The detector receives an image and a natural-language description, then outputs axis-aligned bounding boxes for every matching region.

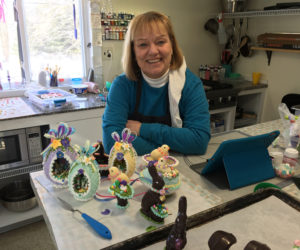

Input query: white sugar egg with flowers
[68,141,100,201]
[108,128,137,178]
[42,123,77,188]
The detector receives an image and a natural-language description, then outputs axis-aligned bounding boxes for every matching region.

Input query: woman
[102,11,210,155]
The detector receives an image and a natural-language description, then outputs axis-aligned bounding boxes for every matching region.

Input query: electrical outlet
[103,47,113,61]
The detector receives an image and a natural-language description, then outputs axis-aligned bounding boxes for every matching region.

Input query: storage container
[27,89,76,110]
[283,147,299,167]
[71,84,88,95]
[221,0,247,13]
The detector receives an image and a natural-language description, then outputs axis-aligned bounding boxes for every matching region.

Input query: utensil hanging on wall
[217,13,227,45]
[204,18,219,35]
[73,0,77,39]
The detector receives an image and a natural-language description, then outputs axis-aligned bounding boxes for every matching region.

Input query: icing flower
[61,138,70,147]
[56,151,64,158]
[78,169,84,175]
[115,142,122,151]
[122,143,130,151]
[52,139,62,149]
[116,152,124,160]
[294,240,300,248]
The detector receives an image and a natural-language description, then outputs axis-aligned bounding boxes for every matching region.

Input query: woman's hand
[126,120,142,136]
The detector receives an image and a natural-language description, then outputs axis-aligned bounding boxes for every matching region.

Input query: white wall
[101,0,221,83]
[100,0,300,123]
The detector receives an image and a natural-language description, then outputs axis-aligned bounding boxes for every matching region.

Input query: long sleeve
[102,75,134,154]
[102,70,210,155]
[139,70,210,155]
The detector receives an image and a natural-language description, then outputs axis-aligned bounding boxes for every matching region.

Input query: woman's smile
[133,24,173,79]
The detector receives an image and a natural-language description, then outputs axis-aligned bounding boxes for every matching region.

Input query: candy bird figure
[108,166,130,184]
[150,144,170,161]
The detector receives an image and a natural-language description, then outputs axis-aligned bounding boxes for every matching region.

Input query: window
[0,0,91,90]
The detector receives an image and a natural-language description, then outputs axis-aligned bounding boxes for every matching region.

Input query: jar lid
[284,148,299,158]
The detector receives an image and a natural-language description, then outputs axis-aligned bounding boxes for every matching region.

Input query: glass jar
[283,148,299,167]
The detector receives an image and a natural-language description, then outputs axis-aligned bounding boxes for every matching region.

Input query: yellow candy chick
[150,144,170,161]
[108,166,130,183]
[155,156,169,173]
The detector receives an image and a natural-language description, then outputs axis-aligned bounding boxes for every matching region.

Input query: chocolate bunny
[166,196,187,250]
[140,162,166,223]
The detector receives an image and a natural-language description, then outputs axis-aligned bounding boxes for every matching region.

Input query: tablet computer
[191,130,280,190]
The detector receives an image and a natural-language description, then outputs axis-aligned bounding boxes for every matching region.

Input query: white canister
[269,151,283,167]
[283,148,299,167]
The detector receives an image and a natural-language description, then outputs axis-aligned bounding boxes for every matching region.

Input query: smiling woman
[102,11,211,156]
[0,0,91,90]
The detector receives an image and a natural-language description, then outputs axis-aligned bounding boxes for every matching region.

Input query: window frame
[15,0,92,84]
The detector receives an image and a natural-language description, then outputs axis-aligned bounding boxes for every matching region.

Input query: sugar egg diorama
[68,141,100,201]
[108,128,137,179]
[42,123,77,188]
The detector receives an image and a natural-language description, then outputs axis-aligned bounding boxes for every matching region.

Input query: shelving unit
[223,9,300,18]
[251,46,300,65]
[223,9,300,65]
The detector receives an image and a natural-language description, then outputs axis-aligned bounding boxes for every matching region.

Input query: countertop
[0,80,267,122]
[0,93,105,132]
[30,119,300,250]
[0,93,105,122]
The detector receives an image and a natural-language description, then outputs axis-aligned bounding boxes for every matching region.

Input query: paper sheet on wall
[92,29,102,47]
[0,97,35,119]
[34,171,222,250]
[91,13,101,28]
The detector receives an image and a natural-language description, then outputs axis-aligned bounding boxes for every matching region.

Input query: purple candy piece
[57,124,66,137]
[101,209,111,215]
[122,129,128,142]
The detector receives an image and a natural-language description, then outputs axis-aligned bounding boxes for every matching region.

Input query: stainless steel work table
[30,119,300,249]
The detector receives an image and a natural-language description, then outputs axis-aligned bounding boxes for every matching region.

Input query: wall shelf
[223,9,300,18]
[250,46,300,65]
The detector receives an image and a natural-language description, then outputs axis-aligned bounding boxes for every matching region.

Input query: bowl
[0,180,37,212]
[72,84,88,95]
[142,154,179,168]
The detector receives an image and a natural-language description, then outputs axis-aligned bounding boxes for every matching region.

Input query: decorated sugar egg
[68,141,100,201]
[140,154,181,195]
[42,123,77,188]
[108,128,137,178]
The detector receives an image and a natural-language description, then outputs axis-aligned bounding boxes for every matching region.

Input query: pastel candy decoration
[68,141,100,201]
[108,128,137,178]
[141,154,180,195]
[42,123,77,188]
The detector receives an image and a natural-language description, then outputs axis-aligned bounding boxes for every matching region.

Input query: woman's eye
[138,43,148,47]
[157,40,166,45]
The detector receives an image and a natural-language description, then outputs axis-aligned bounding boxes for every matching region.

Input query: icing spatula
[57,197,112,239]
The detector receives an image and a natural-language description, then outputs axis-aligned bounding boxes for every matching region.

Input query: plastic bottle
[205,65,210,80]
[217,13,227,45]
[212,67,219,82]
[283,147,299,167]
[199,65,203,79]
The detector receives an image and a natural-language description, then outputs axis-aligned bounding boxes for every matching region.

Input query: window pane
[0,0,22,89]
[23,0,83,81]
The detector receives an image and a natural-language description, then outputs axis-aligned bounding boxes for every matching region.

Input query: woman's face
[133,23,173,79]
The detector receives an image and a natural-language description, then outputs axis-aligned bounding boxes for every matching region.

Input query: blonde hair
[122,11,183,81]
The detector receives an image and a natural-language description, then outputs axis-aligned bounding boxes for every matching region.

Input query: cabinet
[0,107,104,233]
[234,88,266,128]
[209,85,266,133]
